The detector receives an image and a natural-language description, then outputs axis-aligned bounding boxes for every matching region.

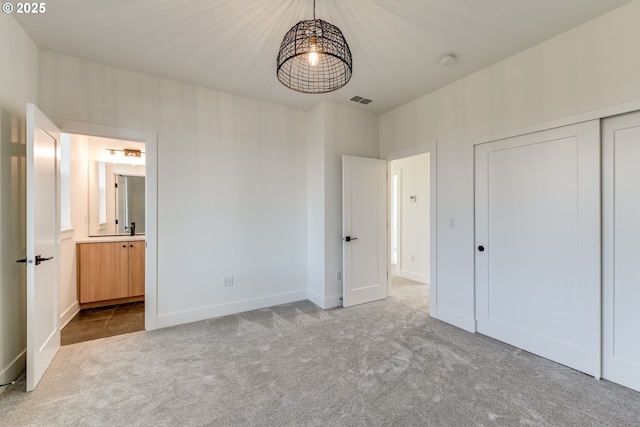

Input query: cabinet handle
[130,244,133,248]
[122,245,126,248]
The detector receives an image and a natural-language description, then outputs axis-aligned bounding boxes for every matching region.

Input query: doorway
[59,133,147,345]
[389,153,431,305]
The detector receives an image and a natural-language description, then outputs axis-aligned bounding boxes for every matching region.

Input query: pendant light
[276,0,352,94]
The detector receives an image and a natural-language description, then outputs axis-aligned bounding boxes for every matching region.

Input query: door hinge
[115,183,118,188]
[115,219,118,225]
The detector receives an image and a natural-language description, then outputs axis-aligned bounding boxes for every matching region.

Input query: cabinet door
[128,241,145,297]
[78,242,129,303]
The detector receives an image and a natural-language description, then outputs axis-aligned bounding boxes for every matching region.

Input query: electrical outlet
[223,276,234,287]
[336,271,342,280]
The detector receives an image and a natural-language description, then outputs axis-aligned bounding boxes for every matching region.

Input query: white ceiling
[15,0,633,114]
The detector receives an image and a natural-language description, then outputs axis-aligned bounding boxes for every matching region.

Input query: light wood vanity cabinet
[77,240,145,307]
[127,241,145,297]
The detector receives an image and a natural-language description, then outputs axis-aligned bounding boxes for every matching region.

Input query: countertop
[76,235,146,244]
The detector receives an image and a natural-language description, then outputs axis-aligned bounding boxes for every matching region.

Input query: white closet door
[602,112,640,392]
[475,120,600,377]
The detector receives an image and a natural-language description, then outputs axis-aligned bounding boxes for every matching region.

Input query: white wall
[38,51,309,327]
[306,104,326,305]
[58,134,89,328]
[391,153,430,284]
[380,0,640,331]
[0,13,39,392]
[307,102,379,308]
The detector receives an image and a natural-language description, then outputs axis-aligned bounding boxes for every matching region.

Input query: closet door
[475,120,600,376]
[602,112,640,392]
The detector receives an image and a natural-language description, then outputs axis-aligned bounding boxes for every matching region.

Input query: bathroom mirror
[88,161,146,236]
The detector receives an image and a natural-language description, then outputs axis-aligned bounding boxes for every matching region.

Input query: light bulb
[308,50,319,66]
[308,35,319,67]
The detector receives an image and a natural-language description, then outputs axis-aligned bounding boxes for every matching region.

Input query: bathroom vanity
[76,235,145,308]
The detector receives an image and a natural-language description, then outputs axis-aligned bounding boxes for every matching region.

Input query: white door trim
[54,120,158,331]
[474,99,640,146]
[383,141,437,319]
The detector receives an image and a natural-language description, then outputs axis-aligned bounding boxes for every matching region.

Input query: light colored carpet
[1,278,639,426]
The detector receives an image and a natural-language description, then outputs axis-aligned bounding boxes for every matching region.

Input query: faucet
[130,221,136,236]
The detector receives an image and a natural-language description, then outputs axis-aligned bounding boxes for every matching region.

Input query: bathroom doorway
[57,129,153,345]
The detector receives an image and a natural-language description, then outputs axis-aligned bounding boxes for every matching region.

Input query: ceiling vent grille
[350,96,373,105]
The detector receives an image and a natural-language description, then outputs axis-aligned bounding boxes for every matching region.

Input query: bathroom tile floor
[61,302,145,346]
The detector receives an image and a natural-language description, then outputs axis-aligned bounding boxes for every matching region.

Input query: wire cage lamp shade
[276,16,352,93]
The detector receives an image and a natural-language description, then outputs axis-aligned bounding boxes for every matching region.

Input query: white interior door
[602,111,640,392]
[25,103,60,391]
[475,121,600,376]
[342,155,387,307]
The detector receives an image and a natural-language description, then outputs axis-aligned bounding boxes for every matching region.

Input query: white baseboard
[60,301,80,329]
[323,294,342,309]
[156,290,308,329]
[434,306,476,333]
[400,270,429,284]
[0,349,25,396]
[307,290,342,309]
[307,289,324,308]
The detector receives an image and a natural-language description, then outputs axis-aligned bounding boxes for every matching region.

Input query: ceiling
[15,0,633,114]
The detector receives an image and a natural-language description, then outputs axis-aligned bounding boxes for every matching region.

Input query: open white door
[24,103,60,391]
[342,155,387,307]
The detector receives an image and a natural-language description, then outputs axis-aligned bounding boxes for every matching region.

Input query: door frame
[389,169,402,276]
[382,141,437,317]
[56,120,159,331]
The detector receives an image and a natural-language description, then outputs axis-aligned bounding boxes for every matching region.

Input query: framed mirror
[115,174,145,234]
[88,161,145,236]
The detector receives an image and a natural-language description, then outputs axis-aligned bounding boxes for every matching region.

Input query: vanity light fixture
[106,148,145,157]
[105,148,145,165]
[276,0,352,93]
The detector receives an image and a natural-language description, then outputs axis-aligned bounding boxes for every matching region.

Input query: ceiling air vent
[350,96,373,105]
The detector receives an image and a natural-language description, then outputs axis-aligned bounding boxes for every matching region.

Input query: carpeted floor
[1,278,639,426]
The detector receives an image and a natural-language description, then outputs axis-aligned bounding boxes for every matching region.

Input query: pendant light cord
[313,0,316,20]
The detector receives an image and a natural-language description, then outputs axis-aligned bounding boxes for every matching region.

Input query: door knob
[477,245,485,252]
[344,236,358,242]
[35,255,53,265]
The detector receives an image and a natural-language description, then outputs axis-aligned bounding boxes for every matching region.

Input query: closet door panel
[603,112,640,392]
[475,120,600,376]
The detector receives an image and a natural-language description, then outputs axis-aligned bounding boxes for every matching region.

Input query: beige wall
[380,0,640,330]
